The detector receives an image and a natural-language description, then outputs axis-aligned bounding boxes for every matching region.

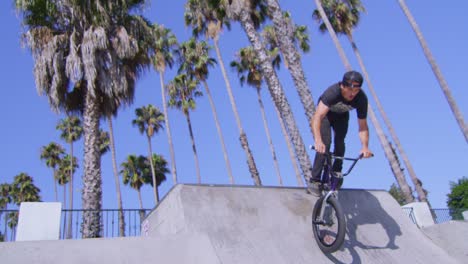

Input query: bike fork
[317,191,337,221]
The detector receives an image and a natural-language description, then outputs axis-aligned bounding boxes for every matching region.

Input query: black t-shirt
[319,83,368,119]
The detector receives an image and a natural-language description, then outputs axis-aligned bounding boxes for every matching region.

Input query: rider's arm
[312,101,329,153]
[358,118,373,158]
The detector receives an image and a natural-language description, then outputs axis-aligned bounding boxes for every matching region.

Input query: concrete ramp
[143,184,460,264]
[422,221,468,263]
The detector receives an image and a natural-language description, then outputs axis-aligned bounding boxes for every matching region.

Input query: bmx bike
[310,145,372,253]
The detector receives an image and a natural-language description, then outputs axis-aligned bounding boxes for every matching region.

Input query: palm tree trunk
[202,80,235,184]
[313,0,414,203]
[347,33,427,202]
[82,91,103,238]
[313,0,352,70]
[369,109,414,203]
[273,101,303,186]
[184,111,201,184]
[66,142,73,239]
[257,87,283,186]
[159,71,178,185]
[53,170,58,202]
[398,0,467,142]
[62,186,67,237]
[63,185,66,224]
[146,136,159,204]
[137,189,145,221]
[238,8,313,183]
[266,0,316,132]
[137,189,144,210]
[107,117,125,236]
[212,38,260,185]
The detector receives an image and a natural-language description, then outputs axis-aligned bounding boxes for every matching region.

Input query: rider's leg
[331,112,349,173]
[311,115,332,182]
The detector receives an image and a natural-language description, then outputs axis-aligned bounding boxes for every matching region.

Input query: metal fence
[430,208,466,224]
[402,207,416,224]
[0,208,150,242]
[1,207,466,242]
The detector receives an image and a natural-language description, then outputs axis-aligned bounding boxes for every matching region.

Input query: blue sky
[0,0,466,210]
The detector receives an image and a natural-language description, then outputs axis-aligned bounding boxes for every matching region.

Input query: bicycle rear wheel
[311,196,346,253]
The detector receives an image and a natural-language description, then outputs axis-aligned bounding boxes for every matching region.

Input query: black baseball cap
[342,70,363,87]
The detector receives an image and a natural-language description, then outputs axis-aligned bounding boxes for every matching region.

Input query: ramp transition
[143,184,460,264]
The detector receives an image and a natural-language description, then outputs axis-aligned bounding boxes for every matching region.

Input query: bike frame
[312,146,363,221]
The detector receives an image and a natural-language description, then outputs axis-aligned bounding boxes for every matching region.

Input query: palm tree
[7,173,41,240]
[105,117,126,237]
[167,73,203,184]
[231,46,283,185]
[0,183,12,239]
[97,129,110,155]
[264,0,317,133]
[150,23,179,186]
[6,212,18,241]
[40,142,65,202]
[312,0,414,203]
[10,173,41,204]
[0,183,11,210]
[97,126,126,236]
[222,0,314,183]
[184,0,261,184]
[56,116,83,238]
[144,154,169,192]
[262,23,310,187]
[178,38,235,184]
[120,155,151,212]
[57,154,78,235]
[313,0,427,202]
[262,19,311,64]
[132,105,165,204]
[397,0,467,142]
[15,0,154,238]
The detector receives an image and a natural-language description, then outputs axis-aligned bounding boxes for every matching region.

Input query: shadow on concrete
[323,190,403,264]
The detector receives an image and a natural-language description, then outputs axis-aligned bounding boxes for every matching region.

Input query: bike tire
[311,196,346,253]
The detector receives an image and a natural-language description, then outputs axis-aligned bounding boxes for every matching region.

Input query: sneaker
[332,171,343,178]
[332,172,344,189]
[306,181,321,197]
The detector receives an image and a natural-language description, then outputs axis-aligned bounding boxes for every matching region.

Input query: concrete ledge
[0,233,220,264]
[16,202,62,241]
[402,202,435,228]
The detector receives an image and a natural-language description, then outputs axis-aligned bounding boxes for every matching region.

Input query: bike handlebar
[309,145,373,176]
[309,145,373,160]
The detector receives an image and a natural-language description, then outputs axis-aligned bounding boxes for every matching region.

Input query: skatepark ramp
[142,184,459,264]
[0,184,462,263]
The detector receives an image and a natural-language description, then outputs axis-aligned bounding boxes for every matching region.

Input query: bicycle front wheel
[311,196,346,253]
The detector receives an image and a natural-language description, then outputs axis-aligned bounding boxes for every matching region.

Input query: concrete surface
[422,221,468,263]
[401,202,435,228]
[143,184,460,264]
[0,233,220,264]
[1,184,464,264]
[15,202,62,241]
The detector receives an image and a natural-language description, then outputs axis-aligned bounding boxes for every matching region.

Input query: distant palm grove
[0,0,465,239]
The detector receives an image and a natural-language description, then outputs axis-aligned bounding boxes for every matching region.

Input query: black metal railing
[2,207,466,242]
[0,208,150,242]
[402,207,416,224]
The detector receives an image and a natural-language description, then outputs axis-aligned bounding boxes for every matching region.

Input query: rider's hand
[315,141,326,154]
[360,148,373,158]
